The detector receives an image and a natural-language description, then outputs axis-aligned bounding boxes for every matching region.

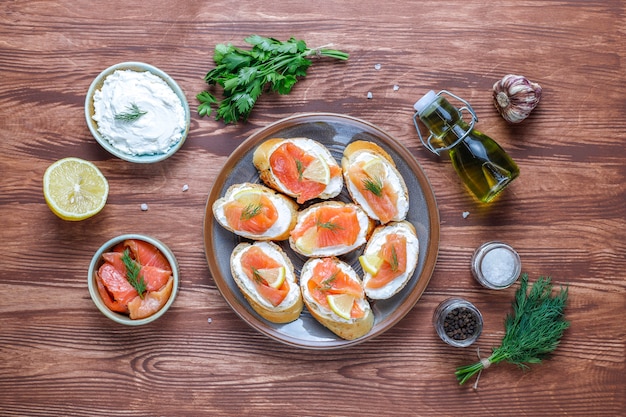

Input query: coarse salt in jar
[471,241,522,289]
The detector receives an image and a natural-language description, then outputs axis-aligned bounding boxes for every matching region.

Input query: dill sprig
[196,35,349,124]
[250,267,264,284]
[455,274,569,386]
[121,249,147,299]
[114,103,147,122]
[362,176,384,197]
[295,159,305,181]
[316,219,343,232]
[389,245,399,272]
[320,271,339,290]
[241,203,262,220]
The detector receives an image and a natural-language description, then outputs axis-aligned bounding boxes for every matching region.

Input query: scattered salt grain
[140,203,149,211]
[462,211,470,218]
[367,91,373,99]
[374,64,382,71]
[182,184,189,192]
[393,85,400,91]
[207,318,212,324]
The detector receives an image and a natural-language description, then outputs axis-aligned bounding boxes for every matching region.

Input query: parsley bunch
[197,35,349,124]
[456,274,569,386]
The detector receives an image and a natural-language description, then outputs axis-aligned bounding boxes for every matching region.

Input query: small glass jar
[433,298,483,347]
[471,241,522,289]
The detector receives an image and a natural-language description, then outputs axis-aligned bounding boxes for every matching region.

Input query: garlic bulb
[492,74,542,123]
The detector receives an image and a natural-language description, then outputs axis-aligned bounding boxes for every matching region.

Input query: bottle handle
[412,90,478,156]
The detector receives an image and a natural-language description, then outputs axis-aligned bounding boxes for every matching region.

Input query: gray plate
[203,113,440,349]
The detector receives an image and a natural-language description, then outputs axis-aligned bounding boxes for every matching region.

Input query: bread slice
[342,140,409,224]
[230,241,303,323]
[212,182,298,241]
[289,201,374,257]
[252,137,343,203]
[361,221,420,300]
[300,257,374,340]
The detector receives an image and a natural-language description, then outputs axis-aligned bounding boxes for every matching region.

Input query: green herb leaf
[197,35,349,124]
[114,103,147,122]
[121,249,147,299]
[455,274,569,386]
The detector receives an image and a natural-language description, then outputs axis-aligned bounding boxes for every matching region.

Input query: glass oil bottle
[413,90,519,203]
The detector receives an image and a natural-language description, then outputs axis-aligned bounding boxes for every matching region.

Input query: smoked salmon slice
[128,277,174,320]
[240,246,289,307]
[291,205,360,248]
[96,262,139,311]
[123,239,172,272]
[96,239,173,318]
[102,251,171,292]
[365,234,407,289]
[269,142,342,204]
[347,161,399,224]
[223,194,278,234]
[307,258,365,319]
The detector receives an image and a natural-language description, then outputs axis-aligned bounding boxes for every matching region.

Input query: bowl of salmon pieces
[88,234,179,325]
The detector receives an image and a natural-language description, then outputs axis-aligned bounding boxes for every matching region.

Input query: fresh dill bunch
[197,35,349,124]
[114,103,147,122]
[455,274,569,385]
[121,249,147,299]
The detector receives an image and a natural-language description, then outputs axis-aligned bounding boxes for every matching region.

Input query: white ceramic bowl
[85,62,190,163]
[88,234,179,325]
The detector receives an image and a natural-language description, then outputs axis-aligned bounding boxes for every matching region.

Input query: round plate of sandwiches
[204,113,440,349]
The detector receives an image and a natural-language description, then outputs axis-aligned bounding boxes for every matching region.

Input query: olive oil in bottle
[413,90,519,203]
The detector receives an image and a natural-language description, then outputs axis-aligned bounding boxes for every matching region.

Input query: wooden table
[1,1,624,415]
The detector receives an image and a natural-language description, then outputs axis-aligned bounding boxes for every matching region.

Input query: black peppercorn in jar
[433,298,483,347]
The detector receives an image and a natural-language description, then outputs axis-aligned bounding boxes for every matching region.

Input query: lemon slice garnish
[359,254,384,276]
[43,157,109,221]
[295,227,318,255]
[256,267,286,289]
[302,157,331,185]
[362,157,386,180]
[232,189,263,205]
[327,293,355,320]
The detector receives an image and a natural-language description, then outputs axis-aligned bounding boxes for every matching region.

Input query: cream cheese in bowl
[86,62,190,163]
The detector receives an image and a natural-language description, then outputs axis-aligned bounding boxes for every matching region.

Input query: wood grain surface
[1,0,624,416]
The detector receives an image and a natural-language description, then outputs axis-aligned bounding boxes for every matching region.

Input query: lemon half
[43,157,109,221]
[327,293,355,320]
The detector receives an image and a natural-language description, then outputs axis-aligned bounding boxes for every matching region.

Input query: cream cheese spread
[92,69,186,156]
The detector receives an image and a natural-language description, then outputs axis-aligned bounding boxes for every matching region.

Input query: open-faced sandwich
[289,201,374,257]
[212,183,298,241]
[230,241,303,323]
[359,221,420,300]
[252,137,343,204]
[300,257,374,340]
[342,140,409,224]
